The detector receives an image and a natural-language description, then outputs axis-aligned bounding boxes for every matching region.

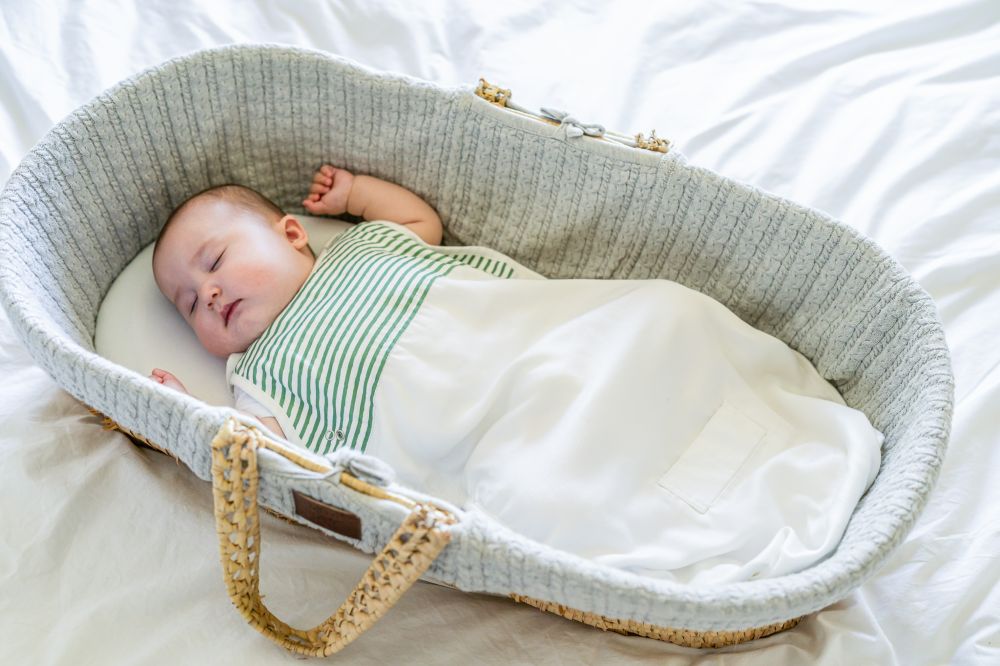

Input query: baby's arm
[303,165,443,246]
[149,368,286,440]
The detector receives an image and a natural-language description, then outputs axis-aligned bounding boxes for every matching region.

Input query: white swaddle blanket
[226,220,883,586]
[372,265,883,585]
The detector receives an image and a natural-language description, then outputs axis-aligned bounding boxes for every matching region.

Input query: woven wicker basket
[92,410,800,654]
[0,45,952,657]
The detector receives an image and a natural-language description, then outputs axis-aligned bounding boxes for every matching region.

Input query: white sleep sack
[227,220,884,585]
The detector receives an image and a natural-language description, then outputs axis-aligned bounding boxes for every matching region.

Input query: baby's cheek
[245,267,274,291]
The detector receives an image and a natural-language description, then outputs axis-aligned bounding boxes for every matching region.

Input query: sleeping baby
[150,165,443,440]
[150,165,884,586]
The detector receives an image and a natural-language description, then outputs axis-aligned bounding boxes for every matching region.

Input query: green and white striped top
[227,220,524,455]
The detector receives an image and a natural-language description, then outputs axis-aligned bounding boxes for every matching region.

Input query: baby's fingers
[151,368,179,381]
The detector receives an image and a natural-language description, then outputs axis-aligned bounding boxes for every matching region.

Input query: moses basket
[0,44,953,656]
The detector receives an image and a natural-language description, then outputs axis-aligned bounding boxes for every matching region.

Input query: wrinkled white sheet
[1,1,998,663]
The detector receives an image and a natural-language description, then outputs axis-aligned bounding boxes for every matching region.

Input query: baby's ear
[278,214,309,250]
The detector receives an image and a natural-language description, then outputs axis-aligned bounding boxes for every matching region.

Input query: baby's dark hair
[154,184,315,258]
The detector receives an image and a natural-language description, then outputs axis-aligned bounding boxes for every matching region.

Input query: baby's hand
[150,368,189,394]
[303,165,354,217]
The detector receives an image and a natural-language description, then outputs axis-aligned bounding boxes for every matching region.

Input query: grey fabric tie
[539,107,606,139]
[325,448,396,487]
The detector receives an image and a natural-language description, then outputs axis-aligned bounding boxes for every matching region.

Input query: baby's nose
[205,286,222,308]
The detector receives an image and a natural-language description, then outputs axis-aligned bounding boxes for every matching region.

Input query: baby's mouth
[223,299,241,326]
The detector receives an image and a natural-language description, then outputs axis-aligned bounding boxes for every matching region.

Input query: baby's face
[152,197,315,357]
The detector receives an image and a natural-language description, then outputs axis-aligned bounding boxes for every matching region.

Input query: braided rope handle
[210,418,455,657]
[93,409,800,649]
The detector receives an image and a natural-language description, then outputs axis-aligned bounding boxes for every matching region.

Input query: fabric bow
[539,107,606,139]
[325,448,396,486]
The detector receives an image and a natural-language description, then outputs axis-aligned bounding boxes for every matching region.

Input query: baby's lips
[222,299,241,326]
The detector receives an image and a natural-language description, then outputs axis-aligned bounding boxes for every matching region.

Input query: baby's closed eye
[188,251,224,314]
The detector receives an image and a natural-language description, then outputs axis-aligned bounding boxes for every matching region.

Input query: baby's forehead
[169,197,263,238]
[154,200,230,267]
[176,194,242,223]
[166,211,211,240]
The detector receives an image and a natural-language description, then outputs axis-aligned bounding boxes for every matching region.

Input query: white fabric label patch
[658,402,766,513]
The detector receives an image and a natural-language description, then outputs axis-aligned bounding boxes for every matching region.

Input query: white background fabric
[1,1,997,663]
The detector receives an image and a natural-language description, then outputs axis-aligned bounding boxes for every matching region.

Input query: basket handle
[210,417,455,657]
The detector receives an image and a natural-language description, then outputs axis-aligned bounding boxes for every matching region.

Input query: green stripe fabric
[232,221,514,454]
[448,252,516,278]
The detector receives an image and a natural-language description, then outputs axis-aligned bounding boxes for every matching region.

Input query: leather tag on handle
[293,491,362,540]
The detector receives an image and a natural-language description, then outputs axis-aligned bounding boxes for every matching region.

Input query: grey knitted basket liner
[0,44,953,632]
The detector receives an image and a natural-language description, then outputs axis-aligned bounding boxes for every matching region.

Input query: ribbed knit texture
[0,44,954,631]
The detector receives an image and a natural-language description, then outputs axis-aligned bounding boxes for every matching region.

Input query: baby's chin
[197,306,279,357]
[201,329,259,358]
[203,341,243,358]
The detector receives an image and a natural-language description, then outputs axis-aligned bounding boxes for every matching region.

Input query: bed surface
[1,1,997,664]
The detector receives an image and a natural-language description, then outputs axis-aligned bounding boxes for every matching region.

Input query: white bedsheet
[1,1,997,663]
